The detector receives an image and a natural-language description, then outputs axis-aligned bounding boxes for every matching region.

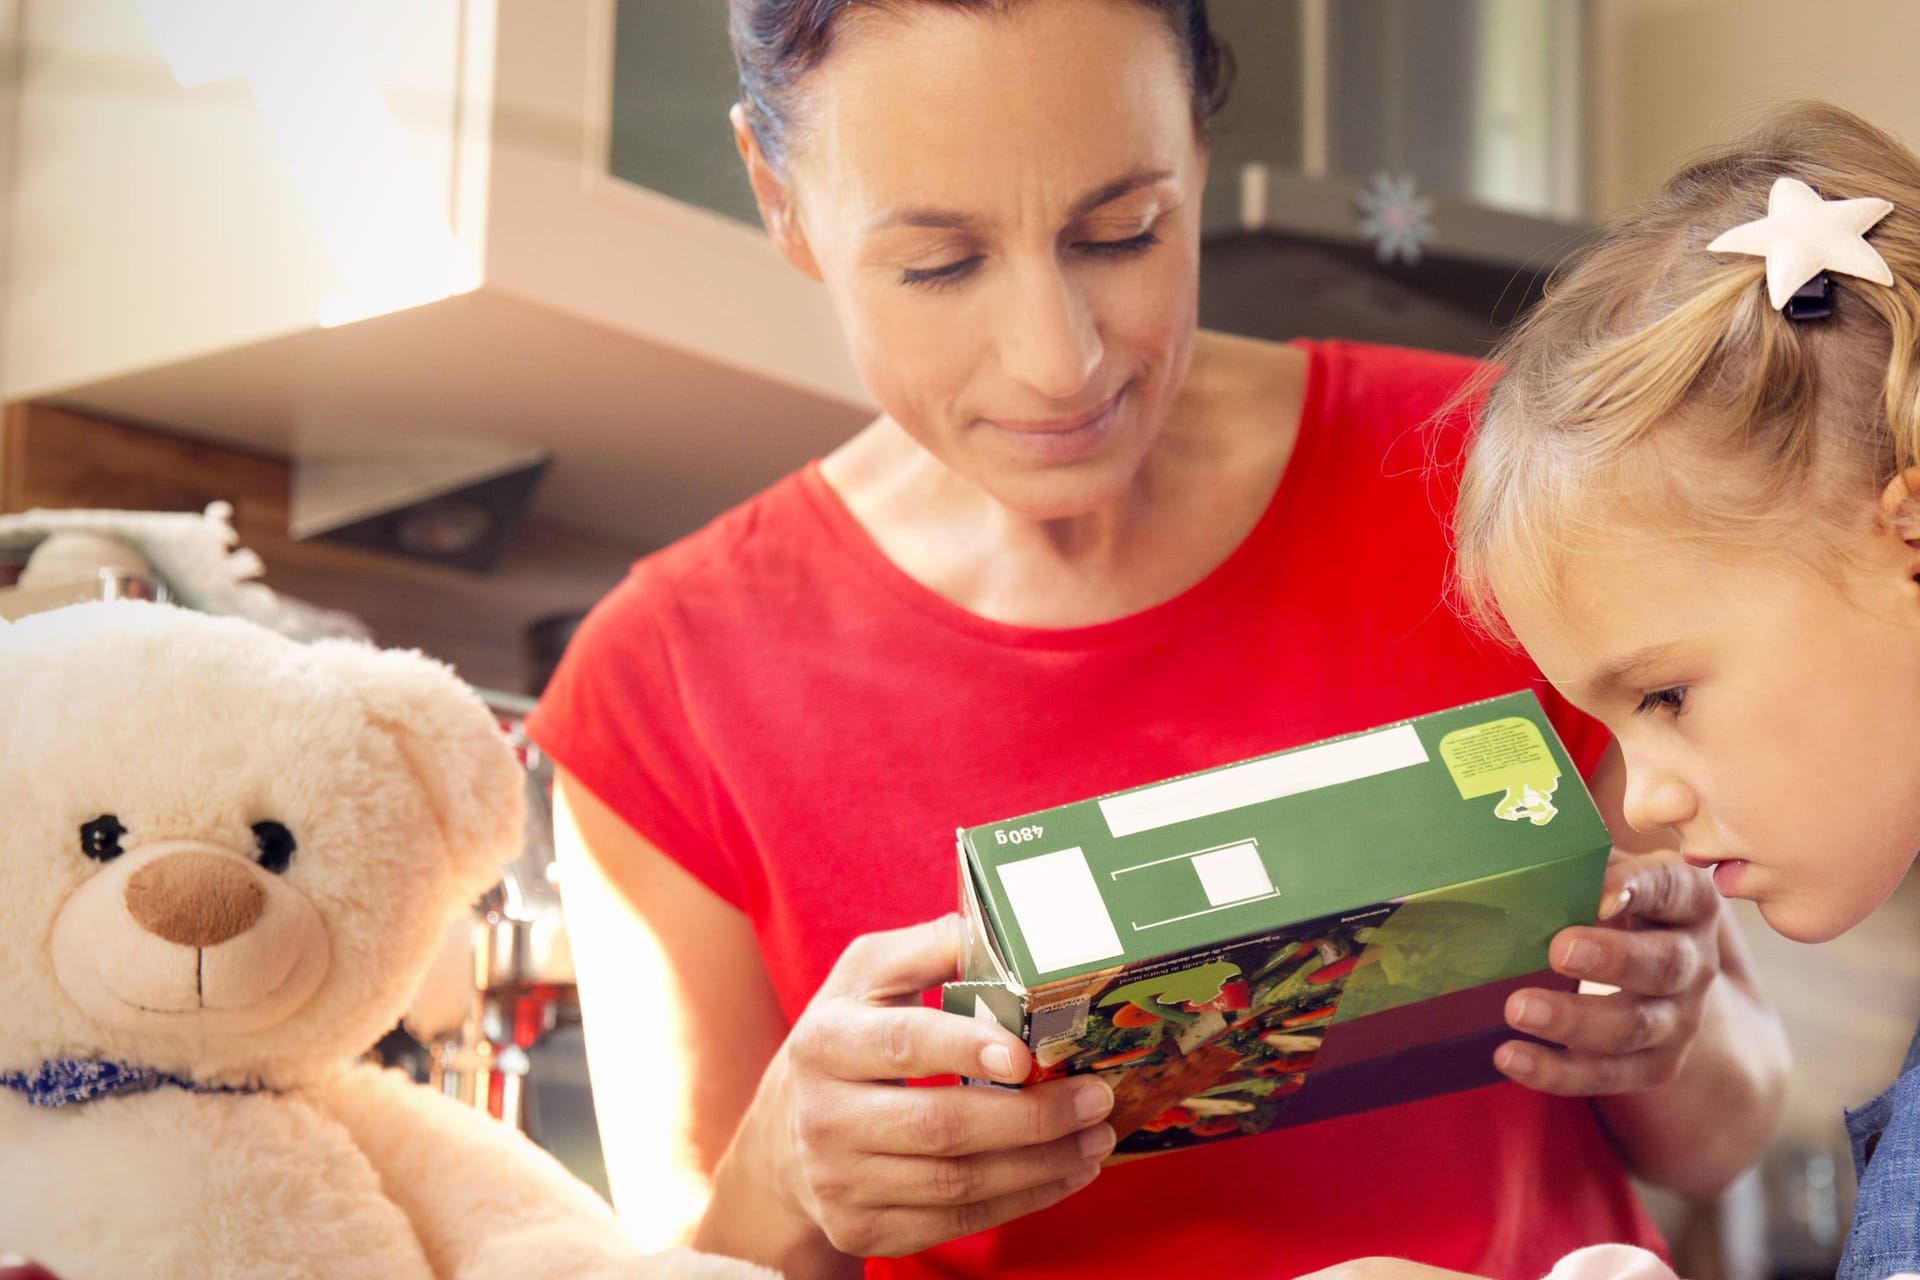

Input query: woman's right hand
[707,914,1117,1265]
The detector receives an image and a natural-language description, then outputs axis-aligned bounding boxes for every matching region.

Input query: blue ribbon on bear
[0,1059,260,1108]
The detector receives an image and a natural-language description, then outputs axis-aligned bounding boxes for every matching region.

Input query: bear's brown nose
[125,852,265,948]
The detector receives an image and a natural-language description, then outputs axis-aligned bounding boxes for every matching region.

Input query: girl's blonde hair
[1456,102,1920,639]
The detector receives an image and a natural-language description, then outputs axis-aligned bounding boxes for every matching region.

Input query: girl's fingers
[1505,987,1684,1056]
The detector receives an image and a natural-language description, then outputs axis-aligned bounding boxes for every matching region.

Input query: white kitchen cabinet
[0,0,870,550]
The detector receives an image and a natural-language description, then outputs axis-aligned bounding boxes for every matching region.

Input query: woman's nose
[1621,763,1697,836]
[999,264,1101,401]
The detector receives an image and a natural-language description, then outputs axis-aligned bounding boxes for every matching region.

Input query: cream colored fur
[0,603,774,1280]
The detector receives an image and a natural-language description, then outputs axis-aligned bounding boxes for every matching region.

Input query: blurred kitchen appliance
[407,699,579,1140]
[0,568,166,620]
[0,530,170,620]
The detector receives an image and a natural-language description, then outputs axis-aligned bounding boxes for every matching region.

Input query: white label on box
[1191,840,1274,906]
[996,847,1125,975]
[1097,724,1430,837]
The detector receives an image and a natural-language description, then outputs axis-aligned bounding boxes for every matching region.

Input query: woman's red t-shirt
[529,340,1667,1278]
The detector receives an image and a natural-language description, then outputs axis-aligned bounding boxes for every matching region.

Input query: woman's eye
[900,256,983,289]
[1075,230,1160,258]
[80,815,128,863]
[252,820,298,874]
[1634,686,1689,717]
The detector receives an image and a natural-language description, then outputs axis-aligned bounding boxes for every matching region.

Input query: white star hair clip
[1708,176,1894,314]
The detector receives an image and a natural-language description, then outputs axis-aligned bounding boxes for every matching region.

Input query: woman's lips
[983,388,1125,461]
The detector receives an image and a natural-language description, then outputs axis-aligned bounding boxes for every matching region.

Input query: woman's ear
[731,103,822,281]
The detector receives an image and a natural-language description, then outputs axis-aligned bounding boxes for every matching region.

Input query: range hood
[1195,0,1594,355]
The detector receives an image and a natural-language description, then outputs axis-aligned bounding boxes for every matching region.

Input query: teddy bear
[0,601,775,1280]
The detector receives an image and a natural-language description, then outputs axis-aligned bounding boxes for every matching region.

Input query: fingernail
[1073,1079,1114,1123]
[1498,1044,1536,1077]
[980,1044,1017,1082]
[1558,939,1600,975]
[1077,1123,1116,1159]
[1598,886,1633,920]
[1511,995,1551,1030]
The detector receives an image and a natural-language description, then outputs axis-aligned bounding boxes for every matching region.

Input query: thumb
[822,913,966,1005]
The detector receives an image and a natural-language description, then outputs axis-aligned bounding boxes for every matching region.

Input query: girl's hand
[1492,849,1719,1095]
[714,916,1116,1262]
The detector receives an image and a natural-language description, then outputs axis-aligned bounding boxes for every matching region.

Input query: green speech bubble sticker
[1438,717,1561,826]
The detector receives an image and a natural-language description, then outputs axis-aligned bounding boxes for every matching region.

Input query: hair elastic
[1785,272,1835,321]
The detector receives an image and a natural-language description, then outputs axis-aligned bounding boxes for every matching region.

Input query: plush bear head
[0,602,523,1089]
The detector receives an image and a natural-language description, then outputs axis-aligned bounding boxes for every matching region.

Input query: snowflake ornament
[1357,171,1435,266]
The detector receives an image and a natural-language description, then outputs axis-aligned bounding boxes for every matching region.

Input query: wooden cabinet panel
[0,402,636,693]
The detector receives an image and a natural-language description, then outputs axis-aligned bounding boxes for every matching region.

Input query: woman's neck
[820,331,1309,628]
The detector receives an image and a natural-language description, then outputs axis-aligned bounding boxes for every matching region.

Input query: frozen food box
[940,691,1609,1156]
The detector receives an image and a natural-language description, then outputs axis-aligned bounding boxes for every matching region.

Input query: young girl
[1452,101,1920,1280]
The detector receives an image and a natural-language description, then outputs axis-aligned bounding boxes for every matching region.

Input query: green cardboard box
[940,691,1608,1155]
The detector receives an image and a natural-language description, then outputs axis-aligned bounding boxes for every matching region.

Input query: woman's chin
[977,466,1136,523]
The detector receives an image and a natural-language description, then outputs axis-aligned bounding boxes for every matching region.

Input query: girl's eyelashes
[898,230,1162,290]
[1634,686,1689,717]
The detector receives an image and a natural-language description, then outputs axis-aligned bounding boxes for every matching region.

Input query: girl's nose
[999,264,1102,401]
[1621,764,1697,836]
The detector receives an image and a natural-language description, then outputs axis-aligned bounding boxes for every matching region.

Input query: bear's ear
[313,640,524,904]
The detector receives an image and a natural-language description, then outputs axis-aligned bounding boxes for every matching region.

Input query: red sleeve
[525,561,746,910]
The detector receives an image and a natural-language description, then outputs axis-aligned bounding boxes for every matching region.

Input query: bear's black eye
[251,821,297,874]
[81,815,128,863]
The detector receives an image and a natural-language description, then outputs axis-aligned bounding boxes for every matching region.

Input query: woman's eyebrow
[864,167,1176,235]
[1068,167,1176,218]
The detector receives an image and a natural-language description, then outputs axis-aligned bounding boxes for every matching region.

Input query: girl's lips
[1682,851,1751,897]
[1710,859,1749,896]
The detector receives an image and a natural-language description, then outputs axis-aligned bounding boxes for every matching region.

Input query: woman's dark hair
[730,0,1232,169]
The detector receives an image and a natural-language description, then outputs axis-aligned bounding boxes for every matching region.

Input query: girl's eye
[1634,686,1689,717]
[1074,230,1160,258]
[900,256,983,290]
[80,815,128,863]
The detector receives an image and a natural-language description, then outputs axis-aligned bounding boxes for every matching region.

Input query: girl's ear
[731,104,822,281]
[1878,468,1920,585]
[1880,468,1920,542]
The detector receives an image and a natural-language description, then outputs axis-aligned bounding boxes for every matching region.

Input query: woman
[530,2,1788,1276]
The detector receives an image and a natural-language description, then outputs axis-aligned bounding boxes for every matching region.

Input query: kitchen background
[2,2,1917,1276]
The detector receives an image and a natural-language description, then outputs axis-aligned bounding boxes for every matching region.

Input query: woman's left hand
[1492,849,1719,1095]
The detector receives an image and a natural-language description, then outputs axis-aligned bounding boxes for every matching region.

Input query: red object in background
[508,984,565,1048]
[0,1258,63,1280]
